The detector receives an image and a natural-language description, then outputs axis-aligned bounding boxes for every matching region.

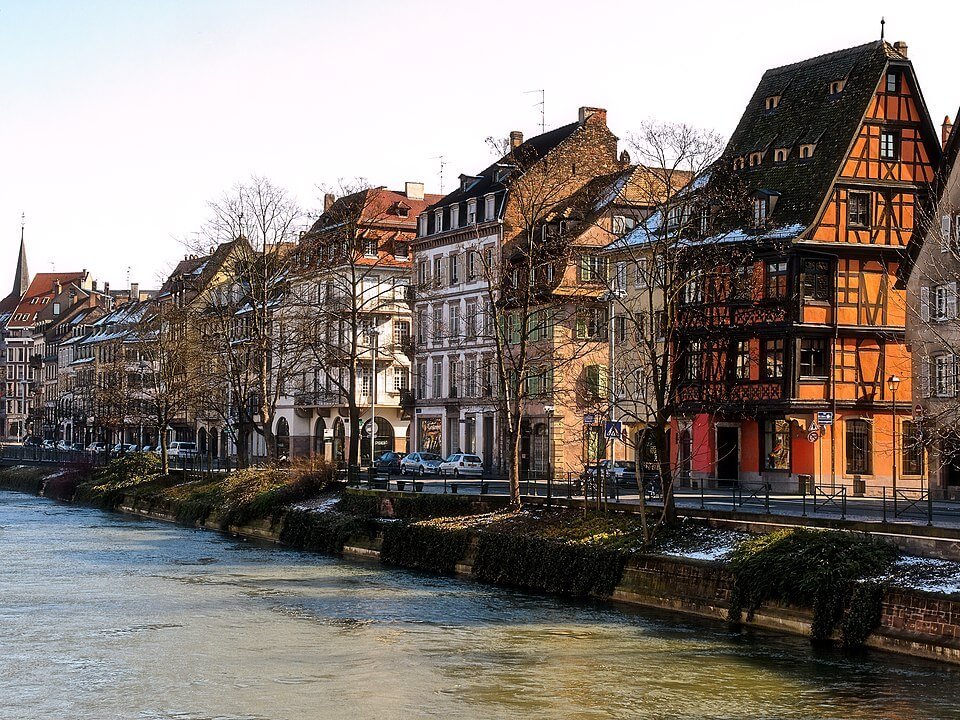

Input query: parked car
[584,460,637,487]
[373,451,406,473]
[22,436,43,448]
[112,443,138,454]
[167,441,198,458]
[140,445,153,453]
[71,442,86,452]
[439,453,483,477]
[41,439,56,450]
[399,452,443,476]
[86,442,108,453]
[55,440,73,451]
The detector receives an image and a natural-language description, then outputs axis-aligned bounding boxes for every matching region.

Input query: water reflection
[0,490,957,720]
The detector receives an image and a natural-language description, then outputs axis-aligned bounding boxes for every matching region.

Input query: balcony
[294,390,338,408]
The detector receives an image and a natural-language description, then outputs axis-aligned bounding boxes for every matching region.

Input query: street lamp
[367,327,379,468]
[888,374,901,510]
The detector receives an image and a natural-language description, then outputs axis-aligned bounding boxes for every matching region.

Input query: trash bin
[798,474,813,494]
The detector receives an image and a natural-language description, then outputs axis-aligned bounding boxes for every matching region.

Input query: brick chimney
[578,106,608,127]
[943,116,954,148]
[893,40,908,58]
[405,182,424,201]
[324,193,336,212]
[510,130,524,148]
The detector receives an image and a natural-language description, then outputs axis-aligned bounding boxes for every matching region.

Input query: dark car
[373,451,406,473]
[22,436,43,448]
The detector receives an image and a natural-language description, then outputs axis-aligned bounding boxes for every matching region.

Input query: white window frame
[484,194,496,221]
[467,199,477,224]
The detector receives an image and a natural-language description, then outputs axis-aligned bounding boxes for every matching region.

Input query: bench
[450,481,489,495]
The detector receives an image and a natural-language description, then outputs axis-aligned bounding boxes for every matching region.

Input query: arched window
[360,417,394,465]
[276,417,290,458]
[313,417,326,456]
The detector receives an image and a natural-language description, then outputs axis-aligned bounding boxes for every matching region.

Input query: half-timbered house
[674,40,942,495]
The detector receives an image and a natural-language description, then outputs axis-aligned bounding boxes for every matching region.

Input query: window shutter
[953,355,959,398]
[920,356,931,398]
[941,215,953,252]
[950,282,959,320]
[920,286,931,322]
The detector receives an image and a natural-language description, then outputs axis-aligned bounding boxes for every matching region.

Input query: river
[0,490,958,720]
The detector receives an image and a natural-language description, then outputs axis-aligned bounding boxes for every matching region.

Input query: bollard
[928,489,934,527]
[764,484,770,514]
[882,486,887,523]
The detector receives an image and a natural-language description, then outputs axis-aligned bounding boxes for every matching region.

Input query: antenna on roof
[430,155,447,193]
[524,89,545,134]
[880,16,886,41]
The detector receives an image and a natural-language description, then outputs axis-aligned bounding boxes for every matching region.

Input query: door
[716,426,740,486]
[482,415,494,471]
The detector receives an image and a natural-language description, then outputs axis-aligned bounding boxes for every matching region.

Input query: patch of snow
[882,555,960,596]
[289,496,341,513]
[42,470,69,480]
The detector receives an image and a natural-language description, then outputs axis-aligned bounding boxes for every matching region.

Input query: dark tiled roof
[724,41,900,228]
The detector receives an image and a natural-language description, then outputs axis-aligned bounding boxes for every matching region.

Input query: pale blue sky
[0,0,956,292]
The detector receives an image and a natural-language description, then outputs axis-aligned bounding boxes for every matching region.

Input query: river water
[1,491,958,720]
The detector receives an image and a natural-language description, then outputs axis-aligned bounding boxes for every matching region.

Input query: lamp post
[367,326,379,468]
[888,374,901,512]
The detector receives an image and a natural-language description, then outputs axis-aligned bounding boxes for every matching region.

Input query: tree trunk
[160,427,169,475]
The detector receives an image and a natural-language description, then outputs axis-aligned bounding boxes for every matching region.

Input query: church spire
[12,213,29,298]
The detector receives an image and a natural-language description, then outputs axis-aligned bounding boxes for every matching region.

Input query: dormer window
[450,204,460,228]
[460,175,481,192]
[484,194,496,221]
[765,95,781,111]
[493,167,511,183]
[753,197,769,228]
[774,148,789,163]
[829,79,846,95]
[799,144,816,159]
[434,209,444,233]
[733,156,746,171]
[396,207,408,218]
[467,198,477,224]
[418,214,428,237]
[749,152,763,167]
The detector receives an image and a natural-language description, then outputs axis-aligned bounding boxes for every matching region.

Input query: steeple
[12,214,29,298]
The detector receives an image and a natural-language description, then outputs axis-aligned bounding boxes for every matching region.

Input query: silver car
[439,453,483,477]
[399,452,443,475]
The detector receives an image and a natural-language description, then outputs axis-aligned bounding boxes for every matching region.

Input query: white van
[168,441,198,458]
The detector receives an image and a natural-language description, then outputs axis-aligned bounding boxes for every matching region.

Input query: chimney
[405,182,424,201]
[578,106,607,126]
[943,116,954,148]
[54,280,62,296]
[509,130,524,148]
[92,280,98,292]
[104,281,110,294]
[893,40,908,58]
[324,193,336,212]
[130,282,139,300]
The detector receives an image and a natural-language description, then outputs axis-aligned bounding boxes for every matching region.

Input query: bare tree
[193,176,308,466]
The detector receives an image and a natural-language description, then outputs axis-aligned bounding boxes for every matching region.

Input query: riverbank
[4,461,960,667]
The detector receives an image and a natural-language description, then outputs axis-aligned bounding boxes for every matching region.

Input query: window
[764,420,791,470]
[886,71,900,94]
[799,338,828,377]
[484,194,496,221]
[765,95,780,111]
[434,209,444,233]
[465,301,477,338]
[749,152,763,167]
[584,364,609,398]
[363,238,378,257]
[801,259,831,302]
[613,315,627,343]
[699,207,710,236]
[392,366,409,392]
[733,157,745,171]
[880,130,899,160]
[634,257,649,288]
[359,365,372,396]
[614,262,627,295]
[467,199,477,224]
[433,360,443,398]
[829,79,846,95]
[934,354,956,397]
[848,192,871,228]
[574,307,607,340]
[799,144,816,159]
[933,283,957,321]
[612,215,637,234]
[683,340,702,381]
[774,149,788,163]
[432,306,444,342]
[845,419,872,475]
[763,338,784,379]
[448,303,460,338]
[417,362,427,398]
[448,360,459,398]
[416,309,427,343]
[579,255,605,283]
[730,264,752,302]
[733,340,750,380]
[393,321,410,347]
[753,197,768,228]
[450,205,460,228]
[764,261,787,299]
[466,251,477,279]
[432,256,442,286]
[902,420,924,476]
[464,358,477,397]
[448,254,460,284]
[394,242,409,259]
[682,275,702,305]
[417,261,428,287]
[418,215,428,236]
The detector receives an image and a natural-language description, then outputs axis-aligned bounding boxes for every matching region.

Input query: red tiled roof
[7,272,85,327]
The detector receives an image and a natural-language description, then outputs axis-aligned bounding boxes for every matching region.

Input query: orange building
[673,40,941,495]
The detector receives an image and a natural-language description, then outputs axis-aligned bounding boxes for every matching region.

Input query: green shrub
[728,529,897,644]
[279,508,371,554]
[0,466,49,495]
[380,523,470,574]
[339,491,484,520]
[473,532,627,598]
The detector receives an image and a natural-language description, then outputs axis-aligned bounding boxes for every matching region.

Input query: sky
[0,0,957,293]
